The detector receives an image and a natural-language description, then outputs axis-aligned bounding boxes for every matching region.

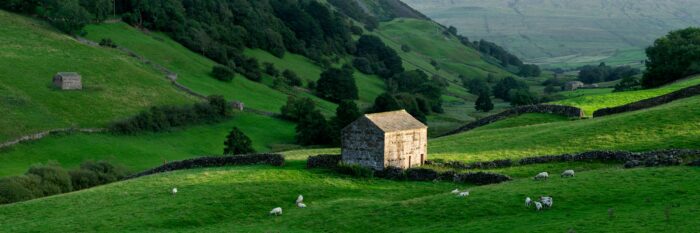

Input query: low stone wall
[0,128,106,150]
[517,149,699,166]
[128,154,285,179]
[307,154,342,169]
[593,84,700,117]
[453,172,512,185]
[426,159,513,170]
[441,104,584,136]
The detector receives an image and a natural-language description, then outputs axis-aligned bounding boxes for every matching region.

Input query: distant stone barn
[563,81,584,91]
[341,110,428,170]
[53,72,82,90]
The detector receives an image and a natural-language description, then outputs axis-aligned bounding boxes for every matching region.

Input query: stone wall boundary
[593,84,700,117]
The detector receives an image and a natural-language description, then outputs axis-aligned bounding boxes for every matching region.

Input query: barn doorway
[420,154,424,165]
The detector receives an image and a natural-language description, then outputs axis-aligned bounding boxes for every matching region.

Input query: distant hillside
[403,0,700,68]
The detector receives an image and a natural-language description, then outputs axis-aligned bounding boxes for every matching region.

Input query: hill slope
[404,0,700,68]
[0,11,194,142]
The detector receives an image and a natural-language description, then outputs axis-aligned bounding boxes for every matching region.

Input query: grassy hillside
[553,75,700,115]
[0,11,194,142]
[0,112,296,177]
[82,23,341,115]
[1,159,698,232]
[431,95,700,162]
[403,0,700,68]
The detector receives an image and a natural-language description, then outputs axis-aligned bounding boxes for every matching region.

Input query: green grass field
[0,11,194,142]
[1,157,698,232]
[553,76,700,115]
[0,112,296,177]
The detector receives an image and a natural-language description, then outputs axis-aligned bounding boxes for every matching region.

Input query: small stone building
[231,101,245,111]
[341,110,428,170]
[563,81,584,91]
[53,72,82,90]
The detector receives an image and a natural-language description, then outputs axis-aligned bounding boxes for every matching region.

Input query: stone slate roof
[364,110,427,132]
[56,72,81,78]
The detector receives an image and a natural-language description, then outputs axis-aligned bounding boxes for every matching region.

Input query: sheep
[171,188,178,195]
[451,189,460,194]
[525,197,532,207]
[458,191,470,197]
[297,202,307,208]
[534,202,543,211]
[269,207,283,216]
[295,195,304,204]
[534,172,549,180]
[561,170,575,178]
[540,196,553,208]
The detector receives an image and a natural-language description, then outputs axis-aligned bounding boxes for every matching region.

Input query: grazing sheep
[534,202,543,211]
[540,196,553,208]
[451,189,460,194]
[534,172,549,180]
[525,197,532,207]
[458,191,470,197]
[297,203,307,208]
[296,195,304,204]
[171,188,178,195]
[270,207,283,216]
[561,170,575,178]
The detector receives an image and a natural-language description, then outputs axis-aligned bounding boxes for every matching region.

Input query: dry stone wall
[593,84,700,117]
[0,128,106,150]
[442,104,584,136]
[128,154,285,179]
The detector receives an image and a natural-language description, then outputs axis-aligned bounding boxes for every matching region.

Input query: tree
[614,76,641,92]
[474,91,494,112]
[493,76,529,101]
[280,96,316,122]
[464,77,491,95]
[263,62,280,77]
[371,93,401,113]
[332,100,361,130]
[643,28,700,88]
[224,127,255,155]
[42,0,92,34]
[544,84,559,94]
[508,89,538,106]
[519,64,541,77]
[315,67,358,103]
[282,70,302,86]
[296,110,332,146]
[212,65,234,82]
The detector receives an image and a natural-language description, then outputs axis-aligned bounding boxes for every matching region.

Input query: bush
[453,172,512,185]
[335,163,374,178]
[69,169,100,190]
[353,57,373,74]
[263,62,280,77]
[614,76,641,92]
[26,164,73,195]
[80,161,130,184]
[306,154,342,169]
[212,65,234,82]
[0,176,41,204]
[98,38,117,48]
[282,70,302,87]
[224,127,256,155]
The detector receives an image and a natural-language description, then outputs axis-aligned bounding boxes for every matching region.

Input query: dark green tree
[508,89,538,106]
[224,127,255,155]
[475,91,494,112]
[493,76,529,101]
[280,96,316,122]
[296,110,332,146]
[643,27,700,87]
[315,67,358,103]
[212,65,234,82]
[371,93,402,113]
[282,69,302,87]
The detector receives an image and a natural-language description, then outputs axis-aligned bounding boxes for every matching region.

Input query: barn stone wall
[383,128,427,169]
[341,118,385,170]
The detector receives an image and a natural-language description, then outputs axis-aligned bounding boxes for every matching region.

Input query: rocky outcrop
[442,104,584,136]
[593,84,700,117]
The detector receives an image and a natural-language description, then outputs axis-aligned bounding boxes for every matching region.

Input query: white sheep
[296,195,304,204]
[534,172,549,180]
[171,188,178,195]
[534,201,543,211]
[561,170,575,178]
[451,189,460,194]
[540,196,553,208]
[458,191,470,197]
[525,197,532,207]
[297,202,307,208]
[269,207,283,216]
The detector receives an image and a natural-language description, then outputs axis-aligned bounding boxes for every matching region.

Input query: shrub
[0,176,42,204]
[263,62,280,77]
[80,161,130,184]
[453,172,512,185]
[98,38,117,48]
[224,127,256,155]
[26,164,73,195]
[212,65,234,82]
[282,70,302,87]
[69,169,100,190]
[614,76,641,92]
[335,162,374,178]
[306,154,342,169]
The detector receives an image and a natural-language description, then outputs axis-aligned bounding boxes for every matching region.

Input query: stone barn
[53,72,82,90]
[341,110,428,170]
[563,81,584,91]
